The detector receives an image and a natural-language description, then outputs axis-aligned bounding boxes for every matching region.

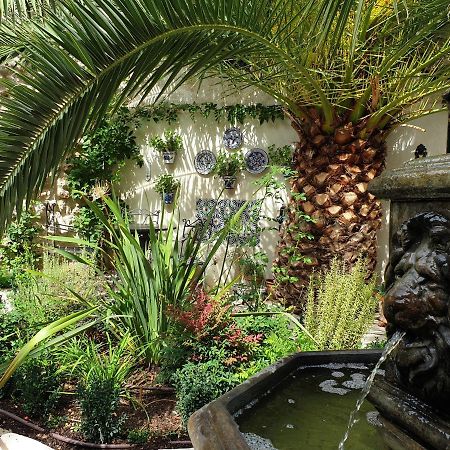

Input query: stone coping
[187,349,381,450]
[368,378,450,450]
[369,154,450,201]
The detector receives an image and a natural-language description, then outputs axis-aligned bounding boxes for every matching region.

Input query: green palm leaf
[0,0,449,231]
[0,0,298,231]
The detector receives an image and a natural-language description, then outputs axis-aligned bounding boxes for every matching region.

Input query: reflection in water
[238,362,385,450]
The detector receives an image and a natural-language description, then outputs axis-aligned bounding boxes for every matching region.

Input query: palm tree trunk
[274,115,386,306]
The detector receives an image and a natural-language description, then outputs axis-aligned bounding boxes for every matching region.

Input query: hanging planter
[162,151,176,164]
[214,151,244,191]
[163,191,175,204]
[150,130,183,165]
[222,176,237,190]
[154,174,180,205]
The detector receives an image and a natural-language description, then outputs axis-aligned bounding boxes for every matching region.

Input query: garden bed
[0,368,189,450]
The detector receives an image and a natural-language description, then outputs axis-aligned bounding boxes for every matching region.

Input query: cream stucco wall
[117,79,298,285]
[117,78,449,285]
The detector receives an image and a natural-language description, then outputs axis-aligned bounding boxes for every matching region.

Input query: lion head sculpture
[383,212,450,412]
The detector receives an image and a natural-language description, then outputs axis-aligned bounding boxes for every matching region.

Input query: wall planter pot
[163,192,175,204]
[162,151,176,164]
[223,176,237,190]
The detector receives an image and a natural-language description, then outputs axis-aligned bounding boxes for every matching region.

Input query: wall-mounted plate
[223,127,244,150]
[194,150,216,175]
[245,148,269,174]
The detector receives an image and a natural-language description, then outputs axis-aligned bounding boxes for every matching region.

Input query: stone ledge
[369,154,450,201]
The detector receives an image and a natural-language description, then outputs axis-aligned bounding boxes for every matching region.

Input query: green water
[237,364,387,450]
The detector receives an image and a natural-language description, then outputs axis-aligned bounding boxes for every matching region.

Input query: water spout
[338,330,405,450]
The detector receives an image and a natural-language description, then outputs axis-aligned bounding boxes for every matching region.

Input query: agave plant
[0,0,448,308]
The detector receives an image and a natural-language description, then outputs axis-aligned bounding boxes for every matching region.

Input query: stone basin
[187,349,381,450]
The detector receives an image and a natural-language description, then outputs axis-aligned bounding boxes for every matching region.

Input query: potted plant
[214,151,244,189]
[154,174,180,204]
[268,144,294,177]
[238,251,268,285]
[150,130,183,164]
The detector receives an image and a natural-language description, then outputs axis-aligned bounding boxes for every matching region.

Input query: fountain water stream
[338,330,405,450]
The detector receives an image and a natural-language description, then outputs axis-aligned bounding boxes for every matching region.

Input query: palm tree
[0,0,449,308]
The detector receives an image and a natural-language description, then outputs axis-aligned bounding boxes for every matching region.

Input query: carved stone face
[383,212,450,411]
[384,212,450,333]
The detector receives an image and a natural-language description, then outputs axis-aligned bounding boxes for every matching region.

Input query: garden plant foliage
[304,258,377,350]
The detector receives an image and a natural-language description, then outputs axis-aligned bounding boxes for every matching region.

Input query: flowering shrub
[167,289,262,368]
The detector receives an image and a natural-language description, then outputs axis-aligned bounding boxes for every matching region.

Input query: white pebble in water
[366,411,382,427]
[287,398,295,404]
[319,379,350,396]
[243,433,278,450]
[331,371,345,378]
[342,373,366,390]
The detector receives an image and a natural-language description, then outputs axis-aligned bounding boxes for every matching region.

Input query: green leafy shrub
[127,429,150,444]
[267,144,293,167]
[304,258,377,350]
[153,174,180,195]
[0,210,40,286]
[237,312,310,362]
[78,377,125,444]
[150,130,183,153]
[73,204,104,243]
[69,336,133,444]
[172,360,238,425]
[67,110,142,196]
[13,356,61,419]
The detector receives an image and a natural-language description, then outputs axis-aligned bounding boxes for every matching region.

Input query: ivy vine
[67,108,143,197]
[66,108,143,243]
[127,102,285,126]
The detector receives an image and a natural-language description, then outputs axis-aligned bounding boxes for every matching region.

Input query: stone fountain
[188,154,450,450]
[368,154,450,450]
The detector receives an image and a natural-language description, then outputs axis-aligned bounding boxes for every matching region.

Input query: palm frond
[0,0,300,232]
[0,0,54,21]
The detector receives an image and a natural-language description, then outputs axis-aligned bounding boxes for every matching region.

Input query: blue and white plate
[245,148,269,174]
[223,127,244,150]
[194,150,216,175]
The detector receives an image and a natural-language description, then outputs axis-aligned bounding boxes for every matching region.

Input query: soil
[0,369,190,450]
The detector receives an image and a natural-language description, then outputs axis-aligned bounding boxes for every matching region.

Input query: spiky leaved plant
[0,0,448,308]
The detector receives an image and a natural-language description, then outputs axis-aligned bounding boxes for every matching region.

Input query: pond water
[237,364,388,450]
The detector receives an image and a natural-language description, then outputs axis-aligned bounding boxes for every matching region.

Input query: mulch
[0,371,191,450]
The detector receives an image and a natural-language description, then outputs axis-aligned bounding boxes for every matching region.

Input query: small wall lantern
[414,144,428,159]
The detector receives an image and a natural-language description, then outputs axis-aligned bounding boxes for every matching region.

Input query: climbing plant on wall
[67,108,143,196]
[127,102,285,126]
[66,108,143,242]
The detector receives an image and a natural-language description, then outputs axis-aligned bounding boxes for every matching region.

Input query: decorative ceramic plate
[223,127,244,150]
[245,148,269,174]
[194,150,216,175]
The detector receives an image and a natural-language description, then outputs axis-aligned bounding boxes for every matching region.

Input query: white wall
[377,111,448,279]
[118,79,449,284]
[118,78,298,285]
